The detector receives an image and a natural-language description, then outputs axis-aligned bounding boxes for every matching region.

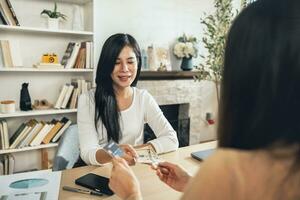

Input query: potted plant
[195,0,235,104]
[173,34,198,71]
[41,2,67,30]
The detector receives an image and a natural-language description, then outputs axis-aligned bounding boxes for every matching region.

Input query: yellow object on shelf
[42,53,59,64]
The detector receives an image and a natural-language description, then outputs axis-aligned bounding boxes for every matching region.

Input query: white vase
[48,18,59,30]
[72,5,84,31]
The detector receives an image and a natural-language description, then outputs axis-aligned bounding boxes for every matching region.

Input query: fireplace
[144,103,190,147]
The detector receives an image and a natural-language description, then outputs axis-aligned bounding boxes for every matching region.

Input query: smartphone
[75,173,114,195]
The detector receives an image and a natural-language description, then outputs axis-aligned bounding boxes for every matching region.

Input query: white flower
[173,35,198,58]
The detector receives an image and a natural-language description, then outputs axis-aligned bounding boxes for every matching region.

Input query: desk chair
[52,124,80,171]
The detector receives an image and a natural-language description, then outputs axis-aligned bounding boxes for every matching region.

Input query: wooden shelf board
[0,143,58,154]
[0,109,77,118]
[139,70,199,80]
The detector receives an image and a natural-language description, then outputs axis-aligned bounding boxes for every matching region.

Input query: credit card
[103,140,124,157]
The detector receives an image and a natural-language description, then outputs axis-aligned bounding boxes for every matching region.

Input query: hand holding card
[103,140,124,157]
[103,141,137,165]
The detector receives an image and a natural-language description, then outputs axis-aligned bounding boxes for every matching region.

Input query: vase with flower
[173,34,198,71]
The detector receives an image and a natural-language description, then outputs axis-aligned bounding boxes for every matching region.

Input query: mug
[0,100,16,114]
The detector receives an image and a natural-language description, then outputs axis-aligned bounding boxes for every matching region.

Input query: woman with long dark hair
[78,33,178,165]
[109,1,300,199]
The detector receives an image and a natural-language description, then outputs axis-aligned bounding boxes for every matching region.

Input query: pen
[63,186,103,196]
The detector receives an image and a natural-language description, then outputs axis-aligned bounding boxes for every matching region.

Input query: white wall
[94,0,241,70]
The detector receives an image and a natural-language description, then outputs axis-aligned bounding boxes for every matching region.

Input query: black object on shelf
[20,83,32,111]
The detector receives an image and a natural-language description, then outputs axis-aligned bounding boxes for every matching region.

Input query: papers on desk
[0,169,61,200]
[136,148,162,166]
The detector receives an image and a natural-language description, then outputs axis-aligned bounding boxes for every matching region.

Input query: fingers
[120,144,138,158]
[158,161,177,169]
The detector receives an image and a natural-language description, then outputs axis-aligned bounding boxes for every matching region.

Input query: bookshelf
[0,0,94,173]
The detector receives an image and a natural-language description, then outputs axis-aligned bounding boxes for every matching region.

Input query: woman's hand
[109,157,142,199]
[155,162,191,192]
[120,144,138,165]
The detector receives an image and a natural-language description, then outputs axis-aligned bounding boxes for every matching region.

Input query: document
[0,169,61,200]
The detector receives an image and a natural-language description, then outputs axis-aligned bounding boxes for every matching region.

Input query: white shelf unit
[0,143,58,155]
[0,0,94,173]
[0,68,94,72]
[0,109,77,118]
[0,24,93,36]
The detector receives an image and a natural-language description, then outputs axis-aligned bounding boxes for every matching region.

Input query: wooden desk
[59,141,217,200]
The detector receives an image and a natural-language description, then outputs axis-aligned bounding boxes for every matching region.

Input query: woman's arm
[144,91,179,153]
[78,92,110,165]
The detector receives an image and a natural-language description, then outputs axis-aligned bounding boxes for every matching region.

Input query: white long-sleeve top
[77,87,179,165]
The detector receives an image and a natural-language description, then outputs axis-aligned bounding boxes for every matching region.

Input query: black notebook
[75,173,114,195]
[191,148,215,161]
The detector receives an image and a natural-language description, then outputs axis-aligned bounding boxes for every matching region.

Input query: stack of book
[0,0,20,26]
[0,40,22,68]
[7,117,72,150]
[61,41,94,69]
[0,154,14,175]
[54,78,92,109]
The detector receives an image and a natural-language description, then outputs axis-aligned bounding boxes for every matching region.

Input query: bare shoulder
[181,149,243,199]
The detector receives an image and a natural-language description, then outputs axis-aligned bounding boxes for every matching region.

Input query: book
[65,42,80,69]
[0,159,3,175]
[0,9,7,25]
[9,126,30,149]
[5,0,19,26]
[0,121,4,149]
[1,40,13,67]
[30,123,53,146]
[8,39,22,67]
[90,42,94,68]
[27,122,45,145]
[9,122,25,146]
[61,84,74,109]
[0,0,14,25]
[4,154,8,175]
[54,84,69,109]
[51,117,72,142]
[42,121,63,144]
[0,42,5,67]
[7,154,14,174]
[61,42,75,67]
[69,88,79,109]
[86,41,91,69]
[1,120,9,149]
[74,42,86,69]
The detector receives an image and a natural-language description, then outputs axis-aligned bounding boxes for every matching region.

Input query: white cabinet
[0,0,94,173]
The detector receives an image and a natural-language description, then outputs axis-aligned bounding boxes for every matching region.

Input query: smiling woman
[77,33,179,166]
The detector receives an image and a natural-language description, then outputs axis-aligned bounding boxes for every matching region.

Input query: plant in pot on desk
[173,34,198,71]
[41,2,67,30]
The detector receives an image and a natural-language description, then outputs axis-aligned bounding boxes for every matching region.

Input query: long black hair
[94,33,141,142]
[218,0,300,154]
